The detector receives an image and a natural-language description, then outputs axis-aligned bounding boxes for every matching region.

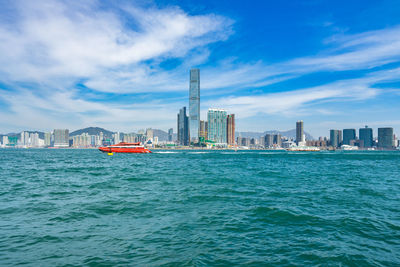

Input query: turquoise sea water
[0,149,399,266]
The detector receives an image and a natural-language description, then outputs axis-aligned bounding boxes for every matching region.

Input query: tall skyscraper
[359,126,373,148]
[168,128,173,142]
[296,120,305,145]
[343,129,356,145]
[207,108,227,143]
[378,127,394,149]
[189,68,200,143]
[227,114,235,145]
[330,129,342,148]
[177,107,189,146]
[54,129,69,147]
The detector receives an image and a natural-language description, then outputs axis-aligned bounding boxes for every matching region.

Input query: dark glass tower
[343,129,356,145]
[378,127,394,149]
[177,107,189,146]
[359,126,373,148]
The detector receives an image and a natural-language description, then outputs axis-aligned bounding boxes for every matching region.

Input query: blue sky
[0,0,400,137]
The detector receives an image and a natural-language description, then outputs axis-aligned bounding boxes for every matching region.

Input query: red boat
[99,142,152,153]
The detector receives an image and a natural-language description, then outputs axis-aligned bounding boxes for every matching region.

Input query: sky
[0,0,400,137]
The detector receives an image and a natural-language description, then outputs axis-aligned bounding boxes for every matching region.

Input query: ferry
[99,142,152,154]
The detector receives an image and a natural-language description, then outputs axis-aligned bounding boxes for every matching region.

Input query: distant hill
[236,129,314,140]
[70,127,114,138]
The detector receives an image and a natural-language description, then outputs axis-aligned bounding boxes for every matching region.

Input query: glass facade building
[54,129,69,147]
[378,127,394,149]
[330,129,342,148]
[189,68,200,143]
[359,126,373,148]
[343,129,356,145]
[177,107,189,146]
[207,108,227,143]
[227,114,235,145]
[296,120,304,145]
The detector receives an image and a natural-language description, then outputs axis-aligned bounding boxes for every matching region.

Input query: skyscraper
[227,114,235,145]
[330,129,342,148]
[168,128,173,142]
[54,129,69,147]
[378,127,394,149]
[207,108,227,143]
[177,107,189,146]
[189,68,200,143]
[296,120,305,145]
[343,129,356,145]
[359,126,373,148]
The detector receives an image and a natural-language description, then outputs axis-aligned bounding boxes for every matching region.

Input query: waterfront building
[177,107,189,146]
[359,126,373,148]
[20,131,25,145]
[199,120,208,142]
[8,136,18,146]
[44,132,51,147]
[265,134,282,148]
[23,131,29,146]
[2,136,8,146]
[124,133,136,143]
[113,132,120,144]
[264,134,274,148]
[296,120,305,145]
[168,128,173,142]
[146,128,153,141]
[378,127,394,149]
[330,129,342,148]
[29,133,39,147]
[207,108,227,144]
[227,114,235,145]
[343,129,356,145]
[54,129,69,147]
[189,68,200,143]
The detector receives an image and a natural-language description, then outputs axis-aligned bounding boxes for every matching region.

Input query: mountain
[152,129,176,141]
[70,127,114,138]
[236,129,314,140]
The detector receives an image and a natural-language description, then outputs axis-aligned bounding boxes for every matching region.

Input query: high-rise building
[378,127,394,149]
[296,120,305,145]
[54,129,69,147]
[330,129,342,148]
[359,126,373,148]
[177,107,189,146]
[207,108,227,143]
[146,128,153,141]
[189,68,200,143]
[44,132,51,147]
[199,120,208,141]
[227,114,235,145]
[2,136,8,146]
[265,134,282,148]
[343,129,356,145]
[113,132,120,144]
[264,134,274,148]
[20,131,25,145]
[168,128,173,142]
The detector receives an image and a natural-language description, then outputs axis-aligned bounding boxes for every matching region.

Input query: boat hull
[98,147,152,153]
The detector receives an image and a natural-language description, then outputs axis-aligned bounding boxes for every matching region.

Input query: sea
[0,148,399,266]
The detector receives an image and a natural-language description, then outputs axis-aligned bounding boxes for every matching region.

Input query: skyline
[1,1,400,137]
